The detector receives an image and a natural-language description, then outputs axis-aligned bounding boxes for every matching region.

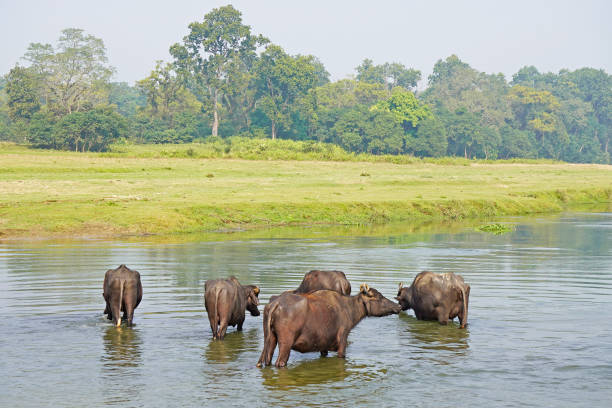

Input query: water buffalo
[103,264,143,327]
[261,269,352,355]
[256,284,401,367]
[204,277,260,340]
[295,270,351,295]
[267,269,351,305]
[396,271,470,328]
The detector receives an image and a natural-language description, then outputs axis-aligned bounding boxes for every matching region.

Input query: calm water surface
[1,213,611,407]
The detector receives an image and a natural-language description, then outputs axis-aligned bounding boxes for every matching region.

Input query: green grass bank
[1,142,610,239]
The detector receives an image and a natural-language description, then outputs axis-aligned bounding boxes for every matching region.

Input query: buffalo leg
[257,312,271,367]
[275,342,292,368]
[218,318,229,340]
[256,350,266,367]
[213,321,219,340]
[257,330,277,367]
[237,318,245,331]
[257,309,271,367]
[110,297,122,327]
[458,308,467,328]
[108,281,123,327]
[209,317,218,339]
[204,294,219,339]
[337,330,349,358]
[263,330,277,366]
[320,351,328,357]
[104,300,113,320]
[123,294,135,327]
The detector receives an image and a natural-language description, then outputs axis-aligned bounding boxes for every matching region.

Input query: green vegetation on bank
[1,5,611,164]
[1,143,610,238]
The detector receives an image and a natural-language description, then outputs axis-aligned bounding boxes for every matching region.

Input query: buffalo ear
[359,283,370,294]
[253,286,260,296]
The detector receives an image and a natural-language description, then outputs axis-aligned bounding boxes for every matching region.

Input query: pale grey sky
[1,0,610,86]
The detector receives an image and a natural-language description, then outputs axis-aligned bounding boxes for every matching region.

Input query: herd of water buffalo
[102,265,470,367]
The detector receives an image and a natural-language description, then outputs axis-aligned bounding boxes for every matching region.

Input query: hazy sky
[1,0,610,86]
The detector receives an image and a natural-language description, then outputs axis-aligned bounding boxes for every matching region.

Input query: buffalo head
[245,285,260,316]
[395,282,412,311]
[359,283,401,316]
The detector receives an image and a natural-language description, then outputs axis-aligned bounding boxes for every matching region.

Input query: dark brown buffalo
[256,284,401,367]
[295,270,351,295]
[204,277,260,340]
[103,264,143,327]
[396,271,470,328]
[260,269,352,356]
[267,269,352,305]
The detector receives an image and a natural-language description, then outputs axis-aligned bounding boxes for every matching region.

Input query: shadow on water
[101,325,143,406]
[204,329,257,363]
[397,313,469,358]
[260,357,353,390]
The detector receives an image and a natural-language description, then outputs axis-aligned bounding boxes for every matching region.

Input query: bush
[30,106,127,152]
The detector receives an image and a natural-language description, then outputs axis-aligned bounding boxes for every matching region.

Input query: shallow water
[1,213,611,407]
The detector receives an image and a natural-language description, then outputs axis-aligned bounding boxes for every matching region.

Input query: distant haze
[1,0,610,85]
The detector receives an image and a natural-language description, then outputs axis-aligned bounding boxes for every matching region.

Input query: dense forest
[0,5,610,163]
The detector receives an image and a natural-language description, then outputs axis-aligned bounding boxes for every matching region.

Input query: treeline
[0,5,610,163]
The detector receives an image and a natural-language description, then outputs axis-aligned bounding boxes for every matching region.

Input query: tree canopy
[1,7,610,163]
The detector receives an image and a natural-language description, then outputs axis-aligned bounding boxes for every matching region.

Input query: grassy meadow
[0,142,610,239]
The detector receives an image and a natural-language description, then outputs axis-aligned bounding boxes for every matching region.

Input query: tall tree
[329,106,404,154]
[411,116,448,157]
[307,79,387,110]
[108,82,146,117]
[136,61,201,123]
[23,28,115,114]
[508,85,568,158]
[0,77,9,140]
[438,107,483,158]
[423,55,511,131]
[298,79,387,140]
[512,66,611,162]
[306,55,331,87]
[566,68,612,158]
[5,66,40,121]
[427,54,471,86]
[253,45,317,139]
[356,59,421,91]
[170,5,267,137]
[371,87,433,132]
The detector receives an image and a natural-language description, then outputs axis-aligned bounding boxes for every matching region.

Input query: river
[1,212,611,407]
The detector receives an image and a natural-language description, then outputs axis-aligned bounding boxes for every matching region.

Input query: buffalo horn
[253,286,260,295]
[398,282,403,290]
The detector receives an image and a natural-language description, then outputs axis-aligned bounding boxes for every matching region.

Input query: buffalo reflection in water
[398,313,469,361]
[261,357,352,390]
[101,325,143,405]
[102,325,142,368]
[205,329,258,363]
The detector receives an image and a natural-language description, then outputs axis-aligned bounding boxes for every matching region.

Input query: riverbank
[1,144,610,239]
